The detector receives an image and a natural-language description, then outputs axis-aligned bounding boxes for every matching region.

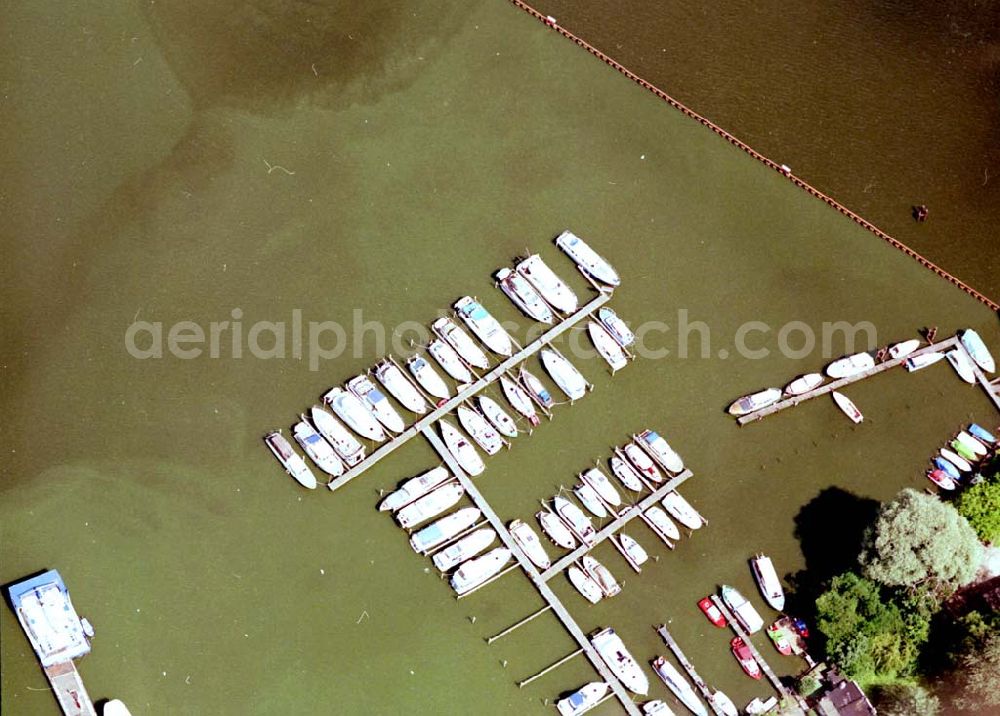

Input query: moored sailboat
[500,374,540,426]
[610,455,645,492]
[567,565,603,604]
[574,483,608,518]
[644,506,681,542]
[597,307,635,347]
[589,321,629,371]
[538,510,577,549]
[478,396,518,438]
[582,468,622,507]
[520,367,555,410]
[661,492,703,530]
[581,555,620,597]
[624,443,663,484]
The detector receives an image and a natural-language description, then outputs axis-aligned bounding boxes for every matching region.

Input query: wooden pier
[422,425,643,716]
[326,291,611,492]
[654,625,726,716]
[43,661,96,716]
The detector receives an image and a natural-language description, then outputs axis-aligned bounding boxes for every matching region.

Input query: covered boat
[957,430,989,456]
[555,230,621,286]
[406,355,451,401]
[538,510,577,549]
[500,375,540,425]
[396,483,465,529]
[451,547,512,595]
[784,373,824,396]
[651,656,706,716]
[698,597,726,628]
[410,507,481,553]
[265,431,317,489]
[969,423,997,444]
[661,492,703,530]
[888,339,921,360]
[496,267,555,324]
[433,528,496,572]
[509,519,551,569]
[439,420,485,475]
[610,455,644,492]
[309,407,365,466]
[428,338,473,382]
[374,359,428,414]
[751,554,786,611]
[478,396,518,438]
[618,533,649,567]
[832,391,863,424]
[582,468,622,507]
[624,444,663,484]
[454,296,513,357]
[457,405,504,455]
[636,430,684,474]
[581,555,620,597]
[721,585,763,633]
[592,627,649,695]
[556,682,611,716]
[589,321,629,371]
[644,506,681,542]
[8,569,92,668]
[946,349,976,384]
[728,388,782,417]
[574,483,608,518]
[292,420,344,476]
[346,375,406,434]
[568,566,603,604]
[554,496,597,545]
[379,466,451,512]
[927,469,957,491]
[933,456,961,481]
[520,367,555,409]
[951,439,978,462]
[541,349,589,401]
[905,352,945,372]
[826,352,875,379]
[433,317,490,370]
[730,637,762,679]
[516,254,579,314]
[323,387,387,442]
[597,307,635,347]
[940,448,972,473]
[960,329,995,372]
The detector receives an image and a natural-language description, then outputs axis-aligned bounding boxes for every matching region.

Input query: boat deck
[654,625,728,716]
[43,661,96,716]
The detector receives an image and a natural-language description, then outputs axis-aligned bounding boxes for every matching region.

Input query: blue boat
[969,423,997,445]
[933,457,961,481]
[7,570,91,667]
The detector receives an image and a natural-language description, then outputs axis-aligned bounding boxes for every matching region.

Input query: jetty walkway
[654,625,727,716]
[43,661,95,716]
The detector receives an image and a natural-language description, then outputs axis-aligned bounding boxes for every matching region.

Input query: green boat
[951,439,978,463]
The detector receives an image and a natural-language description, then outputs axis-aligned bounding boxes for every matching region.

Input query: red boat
[926,469,957,491]
[766,623,794,656]
[698,597,726,628]
[731,637,762,679]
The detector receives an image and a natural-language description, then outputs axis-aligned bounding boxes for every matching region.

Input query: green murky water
[2,2,998,714]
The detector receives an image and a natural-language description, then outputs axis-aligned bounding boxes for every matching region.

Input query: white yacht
[407,355,452,401]
[643,506,680,542]
[496,267,555,324]
[516,254,579,314]
[477,395,518,438]
[727,388,782,417]
[554,496,597,545]
[292,420,344,476]
[582,468,621,506]
[428,338,473,382]
[520,367,556,409]
[567,565,603,603]
[439,420,485,475]
[618,533,649,567]
[826,351,875,379]
[721,585,764,633]
[635,430,684,474]
[323,387,387,442]
[589,321,629,371]
[374,359,428,414]
[574,483,608,518]
[556,682,611,716]
[610,455,645,492]
[379,466,451,512]
[960,328,995,372]
[555,230,621,286]
[538,510,578,549]
[396,483,465,530]
[451,547,512,595]
[888,338,921,360]
[651,657,707,716]
[750,554,786,611]
[661,492,703,530]
[581,555,620,597]
[624,443,663,484]
[945,349,976,384]
[432,528,496,572]
[9,569,91,668]
[784,373,824,396]
[454,296,513,356]
[509,519,551,569]
[433,316,490,370]
[457,405,504,455]
[500,375,540,426]
[597,307,635,347]
[309,407,365,466]
[541,349,589,400]
[409,507,481,553]
[591,627,649,695]
[347,375,406,434]
[265,431,317,489]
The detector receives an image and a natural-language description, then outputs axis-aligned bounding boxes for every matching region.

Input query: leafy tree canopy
[953,472,1000,544]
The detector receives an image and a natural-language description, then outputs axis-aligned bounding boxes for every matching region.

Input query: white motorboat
[574,483,609,518]
[555,230,621,286]
[457,405,504,455]
[582,468,622,506]
[323,387,387,442]
[581,555,621,597]
[538,510,578,549]
[451,547,512,595]
[454,296,513,357]
[708,691,738,716]
[374,359,428,414]
[597,307,635,347]
[347,375,406,434]
[477,396,518,438]
[500,375,540,426]
[888,338,921,360]
[309,407,366,466]
[433,528,496,571]
[905,351,945,372]
[516,254,579,313]
[409,507,481,553]
[610,455,645,492]
[541,349,589,401]
[728,388,782,417]
[832,391,863,423]
[379,466,451,512]
[635,430,684,474]
[588,321,629,371]
[439,420,486,475]
[567,565,602,604]
[554,495,597,545]
[960,329,995,372]
[624,443,663,484]
[428,338,473,382]
[103,700,133,716]
[644,506,680,542]
[661,492,703,530]
[751,554,786,611]
[396,483,465,529]
[746,697,779,715]
[721,585,764,634]
[520,367,555,409]
[556,682,611,716]
[265,431,317,489]
[406,355,451,401]
[826,352,875,379]
[941,448,972,473]
[641,701,674,716]
[619,533,649,567]
[509,519,551,569]
[652,657,707,716]
[496,267,555,324]
[784,372,824,396]
[292,420,344,476]
[591,627,649,695]
[957,430,989,456]
[945,349,976,384]
[433,316,490,370]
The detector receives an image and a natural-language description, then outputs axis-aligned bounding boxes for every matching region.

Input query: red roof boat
[730,637,762,679]
[698,597,726,628]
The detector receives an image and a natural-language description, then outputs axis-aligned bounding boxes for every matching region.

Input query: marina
[655,625,729,716]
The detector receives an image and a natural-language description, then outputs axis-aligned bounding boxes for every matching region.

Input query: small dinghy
[500,375,540,425]
[574,483,609,518]
[597,307,635,347]
[457,405,504,455]
[555,230,621,286]
[537,510,577,549]
[439,420,485,476]
[927,469,957,491]
[698,597,726,628]
[496,267,554,324]
[556,682,611,716]
[751,554,786,611]
[826,352,875,379]
[661,492,703,530]
[451,547,512,595]
[642,701,673,716]
[347,375,406,434]
[940,448,972,473]
[432,528,495,571]
[619,533,649,567]
[721,585,763,633]
[433,317,490,370]
[477,396,518,438]
[509,519,551,569]
[409,507,481,553]
[554,495,597,545]
[832,391,863,424]
[960,329,995,372]
[264,431,317,489]
[905,352,945,372]
[951,439,978,462]
[396,483,465,529]
[379,466,451,512]
[581,555,620,597]
[651,656,706,715]
[957,430,989,456]
[731,637,762,679]
[374,359,428,415]
[516,254,579,314]
[454,296,513,357]
[636,430,684,474]
[588,321,629,371]
[323,387,387,442]
[624,443,663,484]
[708,690,739,716]
[292,420,344,476]
[582,468,622,506]
[427,338,473,382]
[541,349,589,401]
[644,506,681,542]
[933,456,961,481]
[728,388,782,416]
[567,565,602,603]
[888,339,921,360]
[969,423,997,444]
[784,373,824,396]
[406,355,451,401]
[610,455,645,492]
[309,408,366,467]
[766,621,795,656]
[592,628,649,696]
[520,367,556,409]
[946,349,976,384]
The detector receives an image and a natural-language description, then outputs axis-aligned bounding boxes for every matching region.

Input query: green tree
[860,489,982,589]
[946,631,1000,711]
[953,472,1000,543]
[871,683,940,716]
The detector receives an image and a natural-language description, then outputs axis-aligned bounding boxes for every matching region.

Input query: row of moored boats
[926,423,997,491]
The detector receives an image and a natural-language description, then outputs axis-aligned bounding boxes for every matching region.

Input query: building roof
[817,671,876,716]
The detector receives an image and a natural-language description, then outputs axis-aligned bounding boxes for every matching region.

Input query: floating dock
[43,662,96,716]
[654,625,727,716]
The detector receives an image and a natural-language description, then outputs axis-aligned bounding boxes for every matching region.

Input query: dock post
[486,605,554,644]
[516,648,583,688]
